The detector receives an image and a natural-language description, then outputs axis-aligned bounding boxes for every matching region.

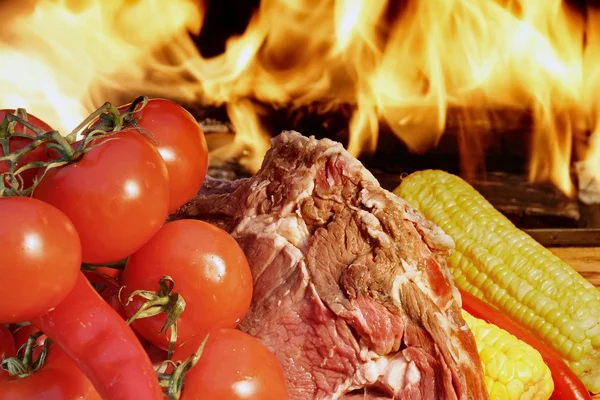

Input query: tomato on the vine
[10,324,47,364]
[172,329,288,400]
[83,271,126,319]
[0,325,16,382]
[0,196,81,323]
[33,131,170,264]
[91,266,121,279]
[119,98,209,213]
[12,325,47,351]
[0,344,101,399]
[0,109,54,189]
[121,219,253,350]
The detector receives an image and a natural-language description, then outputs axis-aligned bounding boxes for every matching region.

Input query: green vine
[1,331,52,379]
[119,275,186,358]
[0,96,151,197]
[157,334,209,400]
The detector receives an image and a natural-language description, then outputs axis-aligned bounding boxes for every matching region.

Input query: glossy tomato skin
[119,99,208,213]
[121,219,253,350]
[0,110,54,189]
[33,131,170,264]
[83,271,126,319]
[0,197,81,323]
[0,325,16,359]
[91,266,121,279]
[172,329,288,400]
[0,345,101,400]
[0,325,16,382]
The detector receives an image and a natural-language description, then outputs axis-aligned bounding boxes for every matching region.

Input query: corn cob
[463,310,554,400]
[394,170,600,393]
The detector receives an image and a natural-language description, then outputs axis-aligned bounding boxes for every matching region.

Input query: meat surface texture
[175,131,488,400]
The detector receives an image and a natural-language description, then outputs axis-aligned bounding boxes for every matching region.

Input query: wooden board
[550,247,600,288]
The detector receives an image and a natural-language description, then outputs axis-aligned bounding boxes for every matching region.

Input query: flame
[0,0,201,133]
[1,0,599,196]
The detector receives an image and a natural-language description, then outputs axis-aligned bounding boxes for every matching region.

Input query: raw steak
[174,131,487,399]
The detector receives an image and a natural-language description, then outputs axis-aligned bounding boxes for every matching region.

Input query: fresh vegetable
[0,342,101,399]
[169,329,288,400]
[463,309,553,400]
[93,266,122,279]
[0,109,54,189]
[121,219,253,350]
[12,325,47,353]
[0,325,16,382]
[32,131,170,264]
[0,196,81,323]
[118,98,209,213]
[83,271,126,319]
[461,289,592,400]
[395,169,600,392]
[0,326,16,360]
[31,272,163,400]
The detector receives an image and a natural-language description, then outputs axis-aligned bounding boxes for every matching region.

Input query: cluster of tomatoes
[0,99,288,399]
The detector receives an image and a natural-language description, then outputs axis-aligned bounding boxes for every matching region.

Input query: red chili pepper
[459,288,592,400]
[31,272,163,400]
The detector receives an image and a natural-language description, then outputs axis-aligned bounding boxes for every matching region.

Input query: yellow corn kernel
[395,170,600,393]
[463,310,554,400]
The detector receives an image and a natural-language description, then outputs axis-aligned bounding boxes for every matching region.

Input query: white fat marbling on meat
[406,361,421,384]
[359,348,380,361]
[280,179,315,216]
[232,215,308,283]
[390,259,437,307]
[430,304,477,372]
[391,270,421,305]
[392,194,455,251]
[273,216,310,249]
[355,209,391,247]
[359,188,386,210]
[382,353,409,391]
[400,259,435,299]
[335,351,423,397]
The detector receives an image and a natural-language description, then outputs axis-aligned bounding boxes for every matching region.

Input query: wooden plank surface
[549,247,600,288]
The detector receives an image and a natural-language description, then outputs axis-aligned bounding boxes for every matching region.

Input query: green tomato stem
[1,332,52,379]
[120,276,186,358]
[156,334,209,400]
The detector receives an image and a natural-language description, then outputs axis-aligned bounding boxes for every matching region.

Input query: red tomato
[0,110,54,189]
[119,99,208,213]
[10,325,47,365]
[91,266,121,279]
[0,197,81,323]
[0,325,16,359]
[144,342,168,371]
[11,325,47,352]
[31,272,163,400]
[172,329,288,400]
[0,344,101,399]
[0,325,16,382]
[83,271,126,319]
[121,219,253,350]
[33,131,170,264]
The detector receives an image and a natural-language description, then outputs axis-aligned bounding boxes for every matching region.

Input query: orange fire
[0,0,598,198]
